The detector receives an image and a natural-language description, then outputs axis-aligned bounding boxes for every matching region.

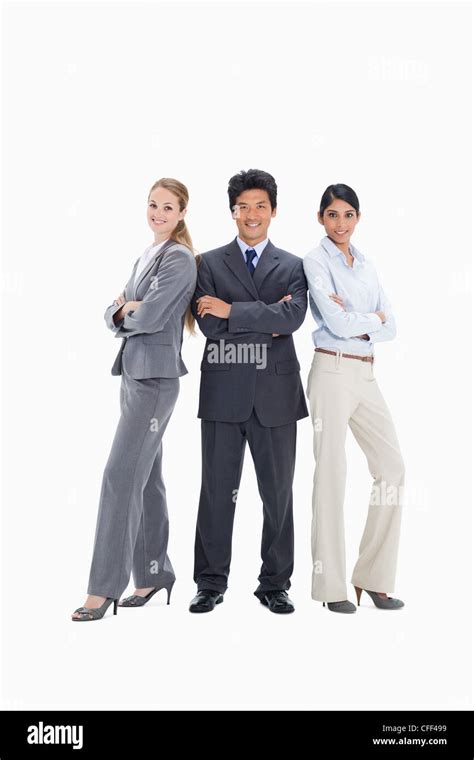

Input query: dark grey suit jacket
[192,238,309,426]
[105,240,197,379]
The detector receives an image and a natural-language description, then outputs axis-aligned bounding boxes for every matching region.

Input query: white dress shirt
[134,239,169,285]
[303,236,396,356]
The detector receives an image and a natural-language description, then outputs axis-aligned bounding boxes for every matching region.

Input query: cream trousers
[306,350,405,602]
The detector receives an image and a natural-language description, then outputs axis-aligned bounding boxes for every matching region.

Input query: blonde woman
[72,178,197,621]
[303,184,405,614]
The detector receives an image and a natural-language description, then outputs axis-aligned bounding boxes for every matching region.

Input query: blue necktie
[245,248,257,275]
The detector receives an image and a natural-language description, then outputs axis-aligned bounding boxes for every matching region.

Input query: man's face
[232,189,276,245]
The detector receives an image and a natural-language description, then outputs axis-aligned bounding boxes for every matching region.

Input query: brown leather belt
[315,347,374,364]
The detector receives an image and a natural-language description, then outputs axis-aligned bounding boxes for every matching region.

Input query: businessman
[189,169,308,615]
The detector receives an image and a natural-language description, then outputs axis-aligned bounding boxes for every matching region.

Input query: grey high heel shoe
[354,586,404,609]
[322,600,356,613]
[72,597,118,621]
[119,580,175,607]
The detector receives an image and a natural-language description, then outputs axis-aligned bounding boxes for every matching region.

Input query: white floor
[3,567,471,711]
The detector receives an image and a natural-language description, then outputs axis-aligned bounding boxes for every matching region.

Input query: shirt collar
[236,236,269,259]
[148,238,169,254]
[321,235,365,264]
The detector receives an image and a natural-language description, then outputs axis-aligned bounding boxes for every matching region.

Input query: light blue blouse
[303,236,396,356]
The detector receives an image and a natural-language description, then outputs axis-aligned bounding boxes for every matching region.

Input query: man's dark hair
[227,169,277,211]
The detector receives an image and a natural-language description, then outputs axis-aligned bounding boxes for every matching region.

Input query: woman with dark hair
[72,178,197,621]
[303,184,405,614]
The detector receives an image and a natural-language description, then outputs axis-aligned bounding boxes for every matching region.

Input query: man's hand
[114,294,126,306]
[272,294,292,336]
[196,295,231,319]
[375,311,386,323]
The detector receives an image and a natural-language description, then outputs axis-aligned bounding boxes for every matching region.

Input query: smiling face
[318,198,360,247]
[147,186,186,243]
[232,188,276,246]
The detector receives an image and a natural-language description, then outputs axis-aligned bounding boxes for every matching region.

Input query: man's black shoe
[189,589,224,613]
[259,590,295,614]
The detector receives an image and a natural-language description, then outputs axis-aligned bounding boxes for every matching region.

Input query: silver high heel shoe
[119,580,175,607]
[72,597,118,621]
[354,586,404,609]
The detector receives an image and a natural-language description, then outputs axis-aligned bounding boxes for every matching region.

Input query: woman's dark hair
[228,169,277,211]
[319,184,360,216]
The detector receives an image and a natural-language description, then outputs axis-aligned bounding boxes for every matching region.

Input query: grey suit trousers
[87,369,179,599]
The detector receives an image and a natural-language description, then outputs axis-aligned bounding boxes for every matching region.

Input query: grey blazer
[105,240,197,379]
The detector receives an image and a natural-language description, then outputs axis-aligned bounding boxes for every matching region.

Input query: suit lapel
[133,238,177,298]
[253,240,280,290]
[125,260,139,300]
[223,238,259,299]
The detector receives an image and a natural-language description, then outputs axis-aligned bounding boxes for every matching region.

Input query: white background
[1,0,472,710]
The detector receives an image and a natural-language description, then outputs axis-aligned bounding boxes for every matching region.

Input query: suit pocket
[142,332,173,345]
[275,359,301,375]
[200,360,232,371]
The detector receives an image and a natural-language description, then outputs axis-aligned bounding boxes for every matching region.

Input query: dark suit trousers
[194,409,296,596]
